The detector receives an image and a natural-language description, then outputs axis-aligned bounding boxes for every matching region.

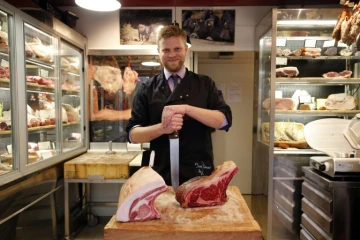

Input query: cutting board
[304,118,354,157]
[64,152,139,179]
[104,186,262,240]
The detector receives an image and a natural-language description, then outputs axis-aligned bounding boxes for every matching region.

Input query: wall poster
[182,9,235,47]
[120,9,173,45]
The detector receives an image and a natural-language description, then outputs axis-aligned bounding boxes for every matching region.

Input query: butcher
[126,25,232,186]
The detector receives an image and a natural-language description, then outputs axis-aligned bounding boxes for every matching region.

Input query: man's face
[158,36,188,73]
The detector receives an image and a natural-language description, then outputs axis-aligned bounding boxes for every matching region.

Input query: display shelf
[274,148,326,155]
[26,58,54,69]
[274,109,360,116]
[277,55,360,60]
[61,68,80,76]
[0,122,80,136]
[275,77,360,85]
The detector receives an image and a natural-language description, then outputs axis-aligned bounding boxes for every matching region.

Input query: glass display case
[0,8,14,175]
[254,8,360,239]
[0,1,87,186]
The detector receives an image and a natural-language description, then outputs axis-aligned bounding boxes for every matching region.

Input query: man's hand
[161,113,184,134]
[161,105,187,128]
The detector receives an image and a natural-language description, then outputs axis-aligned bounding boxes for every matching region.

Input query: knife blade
[169,130,179,192]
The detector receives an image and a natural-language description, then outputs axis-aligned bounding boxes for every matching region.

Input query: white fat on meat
[325,93,358,110]
[93,65,123,93]
[262,98,295,110]
[122,67,138,95]
[62,103,80,122]
[116,166,168,222]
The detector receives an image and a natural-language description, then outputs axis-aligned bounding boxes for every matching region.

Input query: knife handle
[169,130,179,139]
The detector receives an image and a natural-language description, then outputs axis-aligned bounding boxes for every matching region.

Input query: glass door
[23,23,59,164]
[0,9,14,175]
[60,41,83,152]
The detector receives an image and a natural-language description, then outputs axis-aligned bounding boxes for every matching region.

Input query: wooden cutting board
[104,186,262,240]
[304,118,354,157]
[64,152,139,179]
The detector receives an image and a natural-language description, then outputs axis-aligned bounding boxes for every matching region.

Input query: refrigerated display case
[0,0,87,186]
[253,8,360,239]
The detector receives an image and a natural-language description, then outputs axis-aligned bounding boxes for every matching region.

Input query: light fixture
[142,61,161,66]
[75,0,121,12]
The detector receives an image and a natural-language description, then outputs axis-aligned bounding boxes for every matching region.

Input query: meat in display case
[0,0,87,186]
[0,8,13,175]
[253,8,360,239]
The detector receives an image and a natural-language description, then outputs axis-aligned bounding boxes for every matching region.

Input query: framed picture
[120,9,173,45]
[182,9,235,47]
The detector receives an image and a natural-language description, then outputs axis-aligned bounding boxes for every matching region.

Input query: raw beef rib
[175,161,238,208]
[116,166,168,222]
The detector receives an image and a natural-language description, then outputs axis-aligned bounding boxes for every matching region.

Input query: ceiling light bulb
[75,0,121,12]
[142,61,161,66]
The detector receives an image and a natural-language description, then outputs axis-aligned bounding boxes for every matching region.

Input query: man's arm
[130,113,184,143]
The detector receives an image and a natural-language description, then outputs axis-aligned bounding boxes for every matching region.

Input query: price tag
[41,151,53,159]
[338,41,347,47]
[276,57,288,65]
[276,38,287,47]
[40,69,49,78]
[1,59,9,67]
[6,144,12,154]
[38,141,52,150]
[323,40,335,47]
[305,39,317,47]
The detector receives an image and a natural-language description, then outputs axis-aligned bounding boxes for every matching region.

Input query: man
[126,25,232,186]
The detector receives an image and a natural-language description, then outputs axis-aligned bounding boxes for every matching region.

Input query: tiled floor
[74,195,269,240]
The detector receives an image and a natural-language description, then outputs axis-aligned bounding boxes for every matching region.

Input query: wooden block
[104,186,262,240]
[64,152,139,179]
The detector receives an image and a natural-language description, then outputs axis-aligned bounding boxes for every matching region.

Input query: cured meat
[262,98,295,110]
[325,93,358,110]
[322,70,352,78]
[276,67,299,77]
[339,70,352,78]
[289,49,302,56]
[322,71,339,78]
[26,37,53,62]
[175,161,238,208]
[116,166,168,222]
[93,65,123,93]
[122,66,139,95]
[62,103,80,123]
[262,122,308,149]
[332,8,348,41]
[324,47,337,56]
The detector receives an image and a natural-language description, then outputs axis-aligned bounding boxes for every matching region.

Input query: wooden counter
[104,186,262,240]
[64,152,139,179]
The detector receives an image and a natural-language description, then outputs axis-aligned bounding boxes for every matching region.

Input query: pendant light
[75,0,121,12]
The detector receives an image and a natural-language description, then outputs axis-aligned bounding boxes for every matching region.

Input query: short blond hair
[157,25,187,47]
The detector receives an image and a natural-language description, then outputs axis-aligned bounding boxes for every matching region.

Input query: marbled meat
[175,161,238,208]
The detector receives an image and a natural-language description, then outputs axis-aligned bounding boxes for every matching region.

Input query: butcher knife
[169,131,179,192]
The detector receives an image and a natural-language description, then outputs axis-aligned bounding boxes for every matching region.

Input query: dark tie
[172,75,180,90]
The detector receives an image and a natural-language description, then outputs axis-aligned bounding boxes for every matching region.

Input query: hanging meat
[348,4,360,45]
[122,56,139,95]
[333,8,349,41]
[92,65,123,93]
[340,9,353,45]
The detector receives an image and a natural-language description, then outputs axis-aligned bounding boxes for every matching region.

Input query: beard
[163,59,184,73]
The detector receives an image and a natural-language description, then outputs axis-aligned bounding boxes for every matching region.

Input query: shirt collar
[164,66,186,80]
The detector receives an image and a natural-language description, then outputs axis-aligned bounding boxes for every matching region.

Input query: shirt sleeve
[126,83,150,141]
[207,78,232,131]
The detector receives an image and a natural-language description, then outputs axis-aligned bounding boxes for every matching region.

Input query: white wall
[198,52,254,194]
[62,6,272,51]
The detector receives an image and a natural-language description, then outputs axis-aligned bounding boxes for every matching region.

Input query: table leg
[64,180,70,240]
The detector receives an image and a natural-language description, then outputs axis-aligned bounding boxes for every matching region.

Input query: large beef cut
[175,161,238,208]
[262,98,295,110]
[325,93,358,110]
[116,166,168,222]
